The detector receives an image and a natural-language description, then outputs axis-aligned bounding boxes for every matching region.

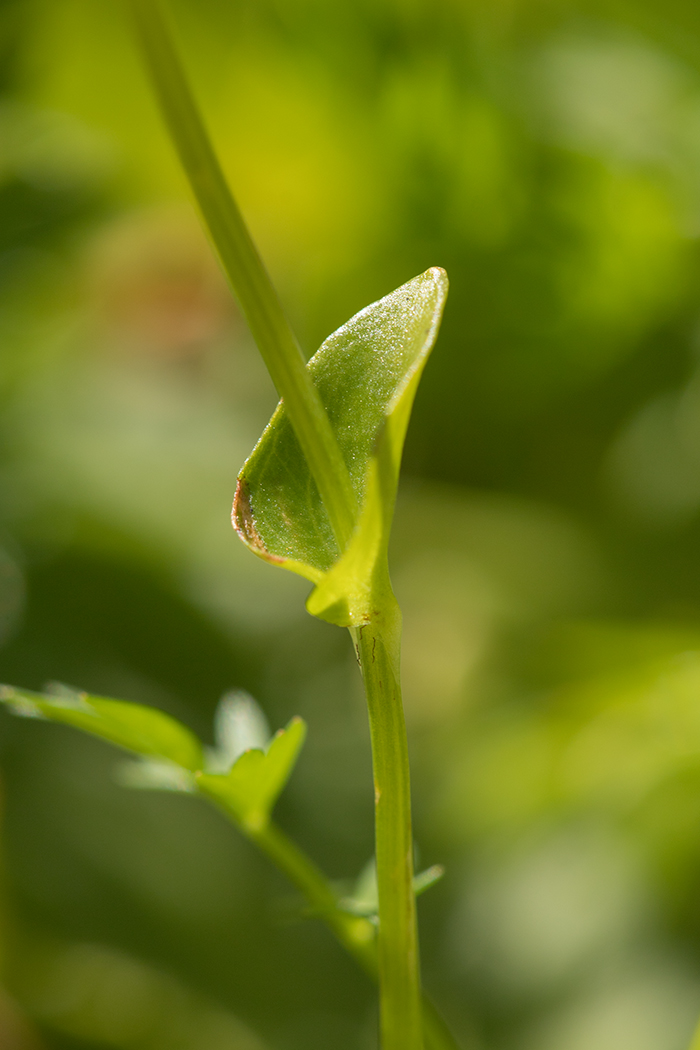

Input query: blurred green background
[5,0,700,1047]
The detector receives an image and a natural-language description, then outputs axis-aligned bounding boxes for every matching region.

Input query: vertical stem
[251,821,459,1050]
[127,5,426,1047]
[355,602,423,1050]
[129,0,357,549]
[205,808,460,1050]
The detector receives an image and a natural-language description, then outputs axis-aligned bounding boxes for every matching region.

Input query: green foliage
[233,267,448,627]
[0,682,203,771]
[197,717,307,831]
[0,685,306,832]
[7,0,700,1045]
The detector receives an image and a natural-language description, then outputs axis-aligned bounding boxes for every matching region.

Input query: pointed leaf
[413,864,445,897]
[233,268,448,623]
[196,716,306,831]
[0,685,203,771]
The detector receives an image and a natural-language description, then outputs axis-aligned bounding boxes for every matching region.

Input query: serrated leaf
[233,268,448,625]
[0,685,203,771]
[196,716,306,831]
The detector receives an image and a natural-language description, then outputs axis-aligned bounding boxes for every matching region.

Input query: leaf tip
[414,863,445,897]
[424,266,449,309]
[283,715,308,749]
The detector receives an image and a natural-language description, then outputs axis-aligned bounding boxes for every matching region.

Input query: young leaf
[196,716,306,831]
[233,268,448,625]
[0,685,203,771]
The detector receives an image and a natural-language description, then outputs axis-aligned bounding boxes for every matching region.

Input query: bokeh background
[4,0,700,1047]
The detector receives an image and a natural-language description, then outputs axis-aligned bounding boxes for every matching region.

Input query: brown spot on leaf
[232,477,286,565]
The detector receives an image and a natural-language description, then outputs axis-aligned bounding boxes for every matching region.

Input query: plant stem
[354,599,423,1050]
[129,5,428,1046]
[250,820,378,975]
[247,820,460,1050]
[129,0,357,549]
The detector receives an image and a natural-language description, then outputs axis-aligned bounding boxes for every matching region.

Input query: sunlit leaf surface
[233,268,448,623]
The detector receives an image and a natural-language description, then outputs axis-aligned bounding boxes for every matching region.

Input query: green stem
[246,820,460,1050]
[128,4,430,1046]
[129,0,357,549]
[353,599,423,1050]
[249,821,377,976]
